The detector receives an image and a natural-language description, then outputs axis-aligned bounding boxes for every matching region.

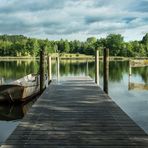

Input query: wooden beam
[40,48,45,93]
[47,55,52,81]
[103,48,109,94]
[95,49,99,85]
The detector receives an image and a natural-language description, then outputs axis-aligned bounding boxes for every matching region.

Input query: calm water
[0,59,148,144]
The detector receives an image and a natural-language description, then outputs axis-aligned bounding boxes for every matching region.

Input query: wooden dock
[1,76,148,148]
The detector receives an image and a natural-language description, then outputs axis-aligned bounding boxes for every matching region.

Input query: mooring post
[40,48,45,93]
[56,55,60,81]
[0,77,4,85]
[86,60,89,76]
[129,60,132,76]
[128,60,132,90]
[47,55,52,81]
[95,49,99,85]
[103,48,109,94]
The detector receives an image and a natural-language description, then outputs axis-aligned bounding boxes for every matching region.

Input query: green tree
[87,37,97,44]
[141,33,148,56]
[64,40,70,53]
[142,33,148,45]
[26,39,39,56]
[105,34,124,56]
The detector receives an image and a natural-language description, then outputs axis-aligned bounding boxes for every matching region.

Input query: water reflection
[59,60,147,85]
[128,61,148,91]
[128,82,148,91]
[0,59,147,86]
[60,60,90,77]
[0,98,36,144]
[0,99,36,121]
[0,59,148,143]
[0,78,4,85]
[0,60,39,84]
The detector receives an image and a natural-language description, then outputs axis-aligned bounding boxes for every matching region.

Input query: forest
[0,33,147,57]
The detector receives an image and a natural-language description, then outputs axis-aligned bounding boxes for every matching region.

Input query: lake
[0,59,148,144]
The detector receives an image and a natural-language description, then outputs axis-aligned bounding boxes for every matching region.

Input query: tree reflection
[0,60,39,83]
[0,60,147,84]
[132,67,148,84]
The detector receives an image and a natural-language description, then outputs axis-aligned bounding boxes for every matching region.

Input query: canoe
[0,74,47,103]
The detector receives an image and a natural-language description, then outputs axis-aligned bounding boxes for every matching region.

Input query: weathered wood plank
[1,76,148,148]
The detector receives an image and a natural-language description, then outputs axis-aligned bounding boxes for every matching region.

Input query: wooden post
[0,77,4,85]
[128,60,132,90]
[40,48,45,93]
[86,60,89,76]
[47,55,52,81]
[128,74,131,90]
[95,49,99,85]
[103,48,109,94]
[56,56,60,81]
[129,60,132,76]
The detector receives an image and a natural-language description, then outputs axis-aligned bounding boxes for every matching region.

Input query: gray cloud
[0,0,147,41]
[123,17,137,23]
[129,0,148,12]
[0,0,69,13]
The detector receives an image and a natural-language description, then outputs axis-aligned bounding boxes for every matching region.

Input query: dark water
[0,59,148,144]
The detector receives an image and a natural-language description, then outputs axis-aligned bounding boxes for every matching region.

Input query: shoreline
[0,56,148,61]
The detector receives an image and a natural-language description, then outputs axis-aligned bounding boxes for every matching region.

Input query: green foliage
[0,35,27,42]
[76,53,79,57]
[142,33,148,45]
[105,34,124,56]
[0,33,147,57]
[63,40,70,53]
[87,37,97,44]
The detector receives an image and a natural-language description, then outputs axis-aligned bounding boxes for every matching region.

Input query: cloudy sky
[0,0,148,41]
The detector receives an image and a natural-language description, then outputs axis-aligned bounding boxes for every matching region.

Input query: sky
[0,0,148,41]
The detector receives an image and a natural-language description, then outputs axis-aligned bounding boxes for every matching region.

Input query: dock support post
[0,77,4,85]
[129,61,132,76]
[47,55,52,81]
[86,60,89,76]
[40,48,45,93]
[103,48,109,94]
[56,56,60,81]
[95,49,99,85]
[128,60,132,90]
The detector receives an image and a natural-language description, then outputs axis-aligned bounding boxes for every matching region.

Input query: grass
[0,54,147,61]
[50,53,94,59]
[144,60,148,64]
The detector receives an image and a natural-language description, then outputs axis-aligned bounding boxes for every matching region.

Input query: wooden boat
[0,74,47,103]
[0,98,36,121]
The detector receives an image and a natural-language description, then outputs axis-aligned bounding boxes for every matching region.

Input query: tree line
[0,33,147,57]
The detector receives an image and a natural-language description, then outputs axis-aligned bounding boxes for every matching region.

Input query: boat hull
[0,74,42,103]
[0,85,24,103]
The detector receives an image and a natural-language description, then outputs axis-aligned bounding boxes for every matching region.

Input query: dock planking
[1,76,148,148]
